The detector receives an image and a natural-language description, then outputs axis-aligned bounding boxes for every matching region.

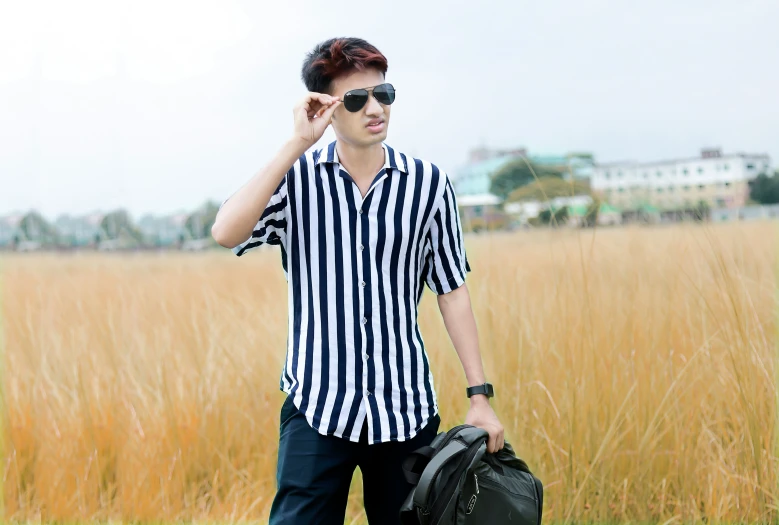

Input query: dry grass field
[2,222,778,524]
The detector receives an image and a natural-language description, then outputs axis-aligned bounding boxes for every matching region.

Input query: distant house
[457,194,506,233]
[138,212,189,248]
[451,147,595,198]
[0,214,25,250]
[591,148,771,212]
[137,202,218,250]
[567,202,621,227]
[56,210,144,250]
[56,213,105,248]
[0,211,59,251]
[504,200,544,225]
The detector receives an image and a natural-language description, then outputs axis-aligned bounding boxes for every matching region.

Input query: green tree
[186,200,220,240]
[749,173,779,204]
[583,197,601,228]
[693,200,710,222]
[538,206,569,227]
[490,159,562,200]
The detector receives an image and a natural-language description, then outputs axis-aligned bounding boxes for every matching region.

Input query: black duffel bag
[400,424,543,525]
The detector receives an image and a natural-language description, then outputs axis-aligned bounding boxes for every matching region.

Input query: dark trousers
[268,395,441,525]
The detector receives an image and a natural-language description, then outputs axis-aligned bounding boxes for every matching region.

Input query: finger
[319,100,341,122]
[306,93,335,108]
[315,99,339,119]
[487,433,497,454]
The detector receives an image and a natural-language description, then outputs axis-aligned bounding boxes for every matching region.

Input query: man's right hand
[293,92,341,148]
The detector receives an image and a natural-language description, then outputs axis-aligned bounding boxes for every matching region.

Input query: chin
[364,130,388,145]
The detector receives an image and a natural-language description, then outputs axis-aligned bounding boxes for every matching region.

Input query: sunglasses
[342,83,396,112]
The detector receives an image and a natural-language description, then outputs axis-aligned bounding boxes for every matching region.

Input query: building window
[725,182,731,187]
[668,186,675,192]
[657,188,663,193]
[618,187,625,193]
[656,171,662,177]
[684,185,691,191]
[617,171,623,177]
[683,168,689,175]
[643,172,648,178]
[605,172,611,179]
[697,167,704,174]
[698,184,705,190]
[724,164,730,171]
[746,163,755,170]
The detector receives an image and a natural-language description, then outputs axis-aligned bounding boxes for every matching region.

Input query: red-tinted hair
[301,38,388,94]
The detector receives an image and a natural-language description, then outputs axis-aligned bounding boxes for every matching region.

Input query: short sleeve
[424,176,471,295]
[225,171,289,257]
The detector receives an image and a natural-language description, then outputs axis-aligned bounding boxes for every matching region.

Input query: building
[56,213,104,248]
[0,211,59,251]
[451,147,595,198]
[457,194,506,232]
[137,201,219,250]
[56,210,145,250]
[591,148,771,211]
[138,212,190,248]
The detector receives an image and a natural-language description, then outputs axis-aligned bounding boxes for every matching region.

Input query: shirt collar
[315,141,409,174]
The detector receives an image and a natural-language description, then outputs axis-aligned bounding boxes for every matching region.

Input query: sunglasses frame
[342,83,396,113]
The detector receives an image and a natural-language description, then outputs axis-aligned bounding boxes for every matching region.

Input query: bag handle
[402,445,437,485]
[412,440,467,511]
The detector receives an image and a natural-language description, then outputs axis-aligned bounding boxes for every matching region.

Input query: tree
[507,176,591,202]
[749,173,779,204]
[490,159,562,200]
[538,206,569,227]
[583,197,601,228]
[693,200,710,222]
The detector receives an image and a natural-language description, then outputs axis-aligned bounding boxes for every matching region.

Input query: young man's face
[329,68,391,148]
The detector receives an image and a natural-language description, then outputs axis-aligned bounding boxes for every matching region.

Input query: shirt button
[359,209,363,215]
[360,281,366,287]
[359,244,364,251]
[362,317,367,325]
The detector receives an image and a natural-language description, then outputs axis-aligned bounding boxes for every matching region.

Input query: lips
[366,119,385,133]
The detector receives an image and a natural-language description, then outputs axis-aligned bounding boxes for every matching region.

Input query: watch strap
[466,383,494,398]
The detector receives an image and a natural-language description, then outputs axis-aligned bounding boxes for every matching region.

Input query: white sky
[2,0,778,219]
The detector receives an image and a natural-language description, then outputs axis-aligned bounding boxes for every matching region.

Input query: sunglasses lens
[374,83,396,105]
[343,90,369,112]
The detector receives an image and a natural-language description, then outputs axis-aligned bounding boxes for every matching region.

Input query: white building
[590,149,771,210]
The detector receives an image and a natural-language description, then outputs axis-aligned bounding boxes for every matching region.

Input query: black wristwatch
[466,382,494,399]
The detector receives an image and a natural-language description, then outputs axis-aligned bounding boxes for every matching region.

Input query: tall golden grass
[2,222,778,524]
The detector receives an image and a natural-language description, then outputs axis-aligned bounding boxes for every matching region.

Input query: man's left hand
[465,396,504,453]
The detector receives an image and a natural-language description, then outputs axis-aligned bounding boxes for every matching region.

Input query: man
[212,37,503,525]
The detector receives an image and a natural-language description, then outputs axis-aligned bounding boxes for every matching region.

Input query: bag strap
[401,445,436,485]
[412,440,467,511]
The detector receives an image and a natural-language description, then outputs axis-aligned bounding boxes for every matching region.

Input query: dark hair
[301,37,388,94]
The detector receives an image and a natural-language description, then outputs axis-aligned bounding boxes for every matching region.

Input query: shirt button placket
[359,205,372,400]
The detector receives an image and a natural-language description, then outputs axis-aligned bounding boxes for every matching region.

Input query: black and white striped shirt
[229,141,470,444]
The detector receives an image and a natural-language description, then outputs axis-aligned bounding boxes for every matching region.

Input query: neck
[336,140,385,180]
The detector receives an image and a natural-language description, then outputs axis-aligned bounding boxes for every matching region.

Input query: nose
[364,94,384,117]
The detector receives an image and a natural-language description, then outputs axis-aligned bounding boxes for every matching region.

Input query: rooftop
[596,150,770,169]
